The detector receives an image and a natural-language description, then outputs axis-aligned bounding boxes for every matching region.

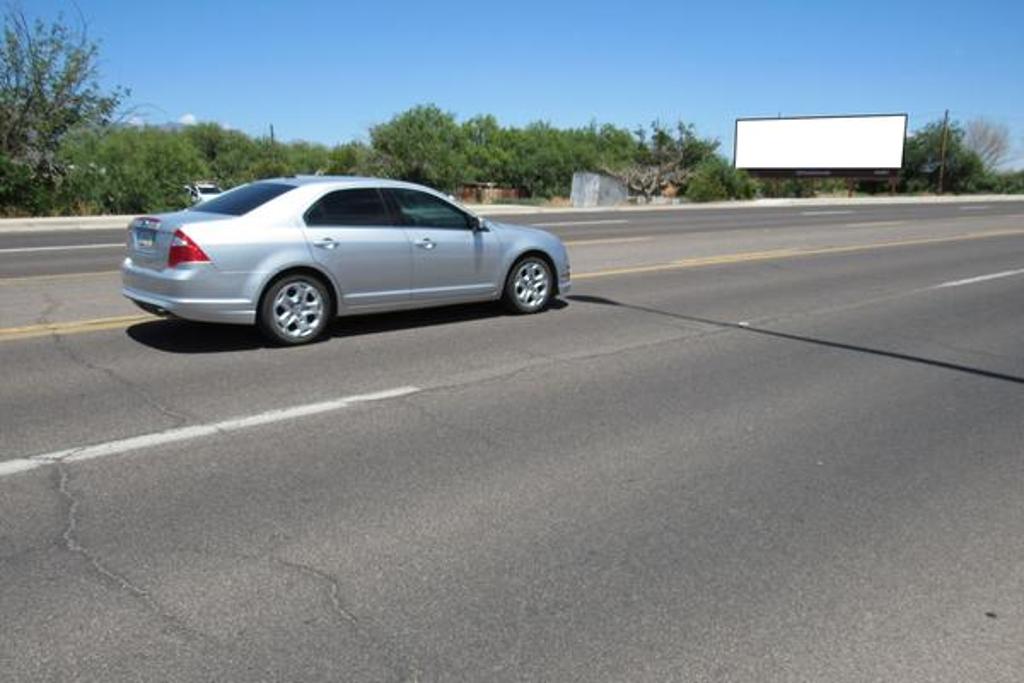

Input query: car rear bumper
[122,287,255,324]
[121,260,256,325]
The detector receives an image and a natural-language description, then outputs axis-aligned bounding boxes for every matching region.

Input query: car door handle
[414,238,436,250]
[313,237,338,250]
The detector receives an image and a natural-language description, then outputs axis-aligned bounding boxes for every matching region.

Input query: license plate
[135,228,156,248]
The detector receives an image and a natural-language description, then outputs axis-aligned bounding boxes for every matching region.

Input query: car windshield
[194,182,294,216]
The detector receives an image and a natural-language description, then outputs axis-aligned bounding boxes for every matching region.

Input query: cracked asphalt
[2,203,1024,681]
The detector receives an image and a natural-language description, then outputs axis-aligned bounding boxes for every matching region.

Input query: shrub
[58,127,208,214]
[685,157,755,202]
[0,154,45,215]
[993,171,1024,194]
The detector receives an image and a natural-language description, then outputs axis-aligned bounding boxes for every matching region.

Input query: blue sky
[28,0,1024,165]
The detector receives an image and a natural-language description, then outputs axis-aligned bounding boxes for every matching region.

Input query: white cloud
[178,113,197,126]
[128,115,145,127]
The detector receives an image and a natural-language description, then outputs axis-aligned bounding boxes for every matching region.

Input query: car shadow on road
[126,298,569,354]
[568,294,1024,386]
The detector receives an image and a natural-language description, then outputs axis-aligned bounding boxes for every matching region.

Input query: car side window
[304,188,392,227]
[389,188,472,230]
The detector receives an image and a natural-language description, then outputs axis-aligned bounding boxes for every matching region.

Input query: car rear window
[194,182,294,216]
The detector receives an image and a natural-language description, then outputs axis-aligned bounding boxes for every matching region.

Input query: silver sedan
[122,176,571,344]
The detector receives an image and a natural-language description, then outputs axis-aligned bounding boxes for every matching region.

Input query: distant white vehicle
[185,181,223,204]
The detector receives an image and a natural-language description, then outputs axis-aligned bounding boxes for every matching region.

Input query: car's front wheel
[258,274,333,345]
[503,255,553,314]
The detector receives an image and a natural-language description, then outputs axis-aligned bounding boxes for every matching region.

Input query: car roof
[264,175,439,191]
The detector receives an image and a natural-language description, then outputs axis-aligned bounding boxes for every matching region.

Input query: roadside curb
[0,216,133,233]
[475,194,1024,216]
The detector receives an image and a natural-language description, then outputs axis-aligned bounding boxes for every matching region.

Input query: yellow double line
[0,315,152,342]
[0,269,118,286]
[573,228,1024,280]
[2,228,1023,343]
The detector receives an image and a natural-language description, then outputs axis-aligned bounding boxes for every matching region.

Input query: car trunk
[127,210,233,270]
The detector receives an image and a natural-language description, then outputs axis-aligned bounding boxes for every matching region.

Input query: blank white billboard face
[734,115,907,170]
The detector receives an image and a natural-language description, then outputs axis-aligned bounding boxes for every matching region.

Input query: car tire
[502,255,553,314]
[258,273,333,345]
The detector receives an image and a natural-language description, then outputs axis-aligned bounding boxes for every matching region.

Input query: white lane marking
[801,210,854,216]
[843,221,906,228]
[933,268,1024,289]
[0,243,123,254]
[0,459,41,476]
[0,386,419,479]
[959,205,990,211]
[537,219,630,227]
[565,236,653,246]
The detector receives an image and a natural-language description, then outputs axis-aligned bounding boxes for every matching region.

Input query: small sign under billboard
[734,114,907,178]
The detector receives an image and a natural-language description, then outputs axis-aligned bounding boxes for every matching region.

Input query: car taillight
[168,229,210,267]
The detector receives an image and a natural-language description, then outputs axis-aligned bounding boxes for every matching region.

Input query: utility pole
[269,123,276,146]
[937,109,949,194]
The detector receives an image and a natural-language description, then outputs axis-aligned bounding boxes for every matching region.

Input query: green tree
[245,157,291,181]
[507,122,575,197]
[901,119,987,193]
[369,104,467,191]
[0,9,125,213]
[462,114,514,184]
[59,127,207,214]
[283,140,332,176]
[487,121,638,198]
[325,142,369,175]
[184,123,259,187]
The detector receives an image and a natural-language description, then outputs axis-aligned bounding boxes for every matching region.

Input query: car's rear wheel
[503,255,553,314]
[258,274,332,345]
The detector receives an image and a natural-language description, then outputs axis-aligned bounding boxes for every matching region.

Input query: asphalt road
[2,205,1023,681]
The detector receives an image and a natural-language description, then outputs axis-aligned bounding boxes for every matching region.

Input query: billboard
[734,114,907,177]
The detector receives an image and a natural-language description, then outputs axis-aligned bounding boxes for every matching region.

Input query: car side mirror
[470,216,488,232]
